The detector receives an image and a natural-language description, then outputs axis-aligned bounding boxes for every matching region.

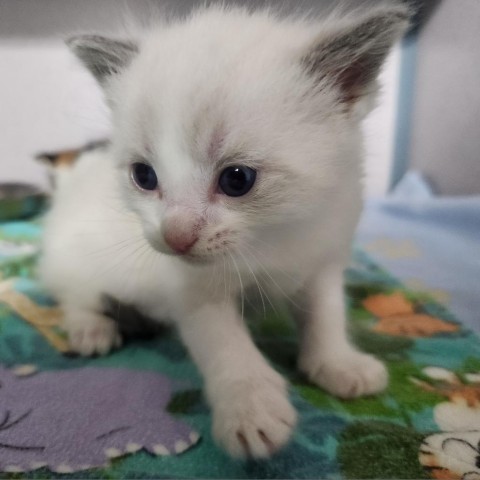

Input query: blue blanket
[358,171,480,333]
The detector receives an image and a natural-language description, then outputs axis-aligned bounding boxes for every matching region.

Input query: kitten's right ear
[66,35,138,86]
[302,5,410,105]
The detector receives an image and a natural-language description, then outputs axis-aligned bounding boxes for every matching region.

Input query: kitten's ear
[303,5,410,104]
[66,35,138,86]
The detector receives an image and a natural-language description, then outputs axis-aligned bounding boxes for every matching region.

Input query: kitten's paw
[211,375,297,459]
[66,313,122,356]
[301,350,388,399]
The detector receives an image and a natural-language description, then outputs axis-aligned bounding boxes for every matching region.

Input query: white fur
[40,5,408,459]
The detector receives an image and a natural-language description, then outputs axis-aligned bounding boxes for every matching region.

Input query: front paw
[66,312,122,356]
[211,375,297,459]
[300,350,388,399]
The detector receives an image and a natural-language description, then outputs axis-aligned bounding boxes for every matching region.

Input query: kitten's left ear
[67,35,138,86]
[303,5,410,104]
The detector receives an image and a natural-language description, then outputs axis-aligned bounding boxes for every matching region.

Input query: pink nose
[162,207,204,255]
[162,211,201,255]
[164,230,198,255]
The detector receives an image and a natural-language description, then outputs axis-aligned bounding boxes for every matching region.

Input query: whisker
[240,242,304,312]
[205,256,217,294]
[82,237,151,288]
[222,253,228,306]
[84,235,145,260]
[225,252,233,307]
[227,250,244,321]
[236,249,267,319]
[243,238,304,287]
[240,247,279,317]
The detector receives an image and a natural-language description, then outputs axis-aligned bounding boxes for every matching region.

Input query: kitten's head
[68,5,408,266]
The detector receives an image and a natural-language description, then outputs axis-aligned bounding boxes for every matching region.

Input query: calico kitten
[40,4,409,458]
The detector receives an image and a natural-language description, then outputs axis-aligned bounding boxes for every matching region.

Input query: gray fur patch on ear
[304,6,410,103]
[66,35,138,84]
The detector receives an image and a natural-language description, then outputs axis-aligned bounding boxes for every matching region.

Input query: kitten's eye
[218,166,256,197]
[131,163,158,191]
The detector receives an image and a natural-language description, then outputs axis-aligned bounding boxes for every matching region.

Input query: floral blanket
[0,217,479,479]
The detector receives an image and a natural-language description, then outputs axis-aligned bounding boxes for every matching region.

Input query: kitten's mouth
[173,251,216,265]
[150,237,228,265]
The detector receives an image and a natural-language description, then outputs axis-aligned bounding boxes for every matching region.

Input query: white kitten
[39,4,409,459]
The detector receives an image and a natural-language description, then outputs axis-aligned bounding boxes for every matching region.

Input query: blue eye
[131,163,158,191]
[218,166,256,197]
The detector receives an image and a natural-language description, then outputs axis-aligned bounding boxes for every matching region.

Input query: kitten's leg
[63,304,122,356]
[177,302,297,459]
[297,264,387,399]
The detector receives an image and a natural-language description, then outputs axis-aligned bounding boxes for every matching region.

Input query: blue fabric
[357,171,480,333]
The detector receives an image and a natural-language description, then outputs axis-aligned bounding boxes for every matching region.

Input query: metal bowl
[0,183,48,221]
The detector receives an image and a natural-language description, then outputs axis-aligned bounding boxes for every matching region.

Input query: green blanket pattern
[0,218,479,479]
